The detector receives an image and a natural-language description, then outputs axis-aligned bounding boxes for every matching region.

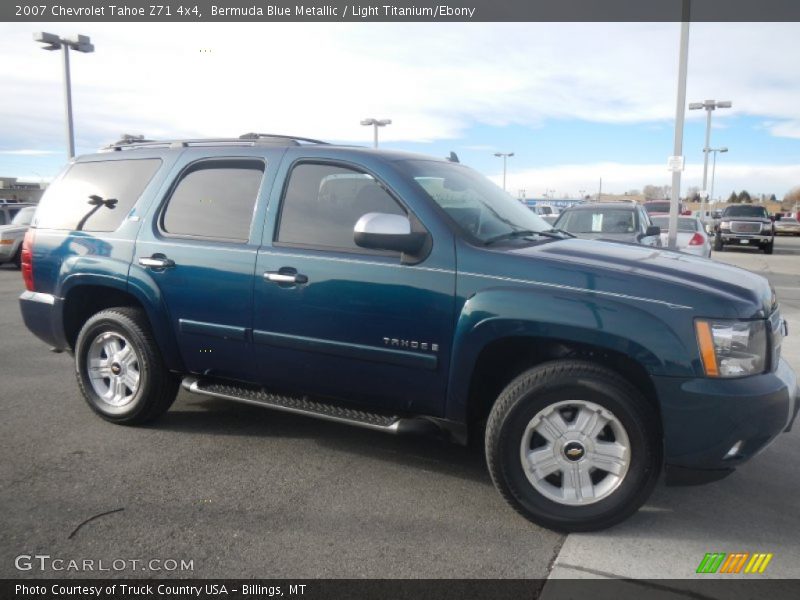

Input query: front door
[252,160,455,416]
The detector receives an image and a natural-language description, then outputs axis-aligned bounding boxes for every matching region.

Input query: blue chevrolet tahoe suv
[19,134,799,531]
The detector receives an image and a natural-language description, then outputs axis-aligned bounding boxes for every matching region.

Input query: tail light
[688,232,704,246]
[21,229,35,291]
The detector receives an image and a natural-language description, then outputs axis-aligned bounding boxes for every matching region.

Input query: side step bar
[181,376,438,436]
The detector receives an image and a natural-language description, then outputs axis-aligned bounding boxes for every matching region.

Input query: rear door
[133,149,280,382]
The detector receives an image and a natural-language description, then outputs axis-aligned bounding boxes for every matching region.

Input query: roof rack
[103,133,329,152]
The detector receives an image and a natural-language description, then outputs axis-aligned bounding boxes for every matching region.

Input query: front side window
[277,163,405,251]
[34,159,162,232]
[161,159,264,241]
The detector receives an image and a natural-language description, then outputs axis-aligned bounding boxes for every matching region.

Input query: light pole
[360,118,392,148]
[34,32,94,159]
[689,99,731,226]
[708,147,728,207]
[493,152,514,191]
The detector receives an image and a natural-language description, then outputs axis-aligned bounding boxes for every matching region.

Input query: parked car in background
[0,205,36,267]
[650,215,712,258]
[553,201,661,246]
[775,217,800,236]
[0,200,35,226]
[643,200,689,216]
[530,205,559,217]
[714,204,775,254]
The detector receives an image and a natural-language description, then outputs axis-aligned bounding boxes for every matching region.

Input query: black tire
[75,307,179,425]
[485,360,661,532]
[763,241,774,254]
[12,245,22,268]
[713,234,723,252]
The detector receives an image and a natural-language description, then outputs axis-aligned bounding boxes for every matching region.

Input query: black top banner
[4,0,800,22]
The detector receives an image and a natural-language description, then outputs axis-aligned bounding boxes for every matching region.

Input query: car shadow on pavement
[156,393,494,487]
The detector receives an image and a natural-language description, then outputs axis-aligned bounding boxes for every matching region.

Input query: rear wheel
[485,361,661,532]
[75,307,178,424]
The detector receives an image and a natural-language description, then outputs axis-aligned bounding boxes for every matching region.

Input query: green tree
[728,191,739,204]
[738,190,752,203]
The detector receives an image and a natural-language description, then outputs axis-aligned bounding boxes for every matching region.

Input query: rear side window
[161,159,264,242]
[276,163,405,251]
[35,159,161,232]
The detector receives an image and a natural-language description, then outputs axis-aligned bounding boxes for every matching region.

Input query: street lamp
[708,147,728,207]
[689,99,731,225]
[34,32,94,159]
[360,118,392,148]
[494,152,514,191]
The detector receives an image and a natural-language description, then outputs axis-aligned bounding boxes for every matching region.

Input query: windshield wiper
[546,228,576,238]
[484,229,550,245]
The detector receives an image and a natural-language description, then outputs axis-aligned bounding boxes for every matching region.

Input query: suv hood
[508,238,774,317]
[721,215,771,224]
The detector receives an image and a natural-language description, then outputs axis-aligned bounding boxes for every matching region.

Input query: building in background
[0,177,45,204]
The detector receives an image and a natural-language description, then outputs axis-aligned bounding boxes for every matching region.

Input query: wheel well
[62,285,144,350]
[467,337,660,426]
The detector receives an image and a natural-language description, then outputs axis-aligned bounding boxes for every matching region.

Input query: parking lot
[2,237,799,583]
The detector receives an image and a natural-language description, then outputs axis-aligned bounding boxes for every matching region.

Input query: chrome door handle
[139,256,175,269]
[264,271,308,284]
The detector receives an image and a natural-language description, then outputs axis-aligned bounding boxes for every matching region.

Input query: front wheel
[713,234,724,251]
[485,361,661,532]
[763,241,774,254]
[75,307,179,425]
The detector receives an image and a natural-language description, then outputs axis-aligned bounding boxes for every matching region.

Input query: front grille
[731,221,762,234]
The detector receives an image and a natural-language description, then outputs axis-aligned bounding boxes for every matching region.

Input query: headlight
[720,220,730,229]
[695,319,767,377]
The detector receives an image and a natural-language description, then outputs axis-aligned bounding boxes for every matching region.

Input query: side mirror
[354,213,428,255]
[645,225,661,237]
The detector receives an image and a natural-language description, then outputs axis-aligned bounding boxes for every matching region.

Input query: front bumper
[718,232,772,245]
[656,358,798,485]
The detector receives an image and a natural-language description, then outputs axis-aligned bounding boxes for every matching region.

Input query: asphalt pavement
[2,237,799,584]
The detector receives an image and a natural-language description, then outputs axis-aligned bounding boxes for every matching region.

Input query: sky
[1,21,799,200]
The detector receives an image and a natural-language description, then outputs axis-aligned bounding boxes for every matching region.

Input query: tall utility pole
[667,15,691,250]
[494,152,514,191]
[360,118,392,148]
[598,177,602,201]
[34,32,95,159]
[689,100,732,225]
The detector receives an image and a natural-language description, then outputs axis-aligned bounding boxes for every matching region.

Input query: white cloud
[2,21,799,151]
[494,162,800,199]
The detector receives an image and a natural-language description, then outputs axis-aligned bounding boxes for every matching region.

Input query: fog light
[724,440,744,460]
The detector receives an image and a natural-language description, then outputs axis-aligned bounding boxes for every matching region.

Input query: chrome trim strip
[259,250,454,275]
[459,271,693,310]
[252,329,438,370]
[179,319,248,341]
[20,291,56,305]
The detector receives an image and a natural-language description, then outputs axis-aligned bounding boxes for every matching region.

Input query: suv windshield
[723,205,768,218]
[398,160,550,243]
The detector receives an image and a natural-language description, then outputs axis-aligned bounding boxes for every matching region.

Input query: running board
[181,376,438,436]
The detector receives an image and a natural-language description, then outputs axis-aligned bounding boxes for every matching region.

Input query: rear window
[35,159,161,232]
[643,202,671,214]
[651,216,698,232]
[558,209,636,234]
[723,205,768,218]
